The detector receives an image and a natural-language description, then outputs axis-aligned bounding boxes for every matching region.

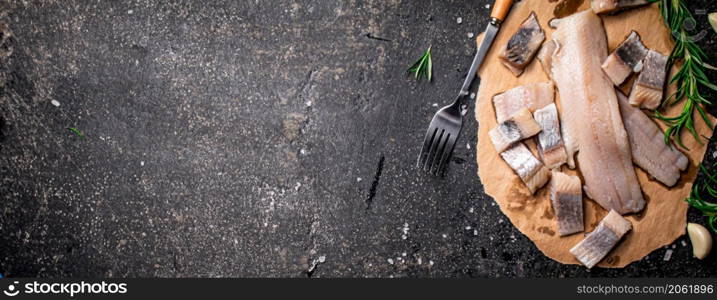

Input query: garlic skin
[687,223,712,260]
[709,13,717,34]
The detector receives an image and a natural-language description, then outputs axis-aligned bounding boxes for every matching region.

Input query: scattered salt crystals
[485,4,491,9]
[465,226,472,230]
[417,257,422,265]
[470,93,476,99]
[306,100,312,107]
[318,255,326,263]
[51,100,60,107]
[467,32,474,38]
[295,182,301,191]
[401,235,407,240]
[681,240,688,247]
[672,244,676,249]
[510,234,516,240]
[127,9,134,14]
[357,177,362,182]
[429,260,434,266]
[498,219,504,224]
[460,104,468,116]
[263,222,268,227]
[467,143,471,150]
[442,234,447,239]
[469,207,474,213]
[663,249,673,261]
[387,258,394,264]
[456,17,463,24]
[713,151,717,159]
[473,229,478,236]
[402,252,407,257]
[300,149,308,155]
[432,103,438,107]
[140,161,145,166]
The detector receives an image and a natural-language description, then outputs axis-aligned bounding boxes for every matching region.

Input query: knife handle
[490,0,514,22]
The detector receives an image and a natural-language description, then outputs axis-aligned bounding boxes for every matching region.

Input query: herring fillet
[499,12,546,76]
[492,82,555,123]
[489,107,543,153]
[534,103,568,169]
[570,210,632,268]
[628,49,668,109]
[591,0,649,14]
[617,91,689,186]
[548,10,644,214]
[500,143,550,194]
[601,31,648,86]
[550,171,584,236]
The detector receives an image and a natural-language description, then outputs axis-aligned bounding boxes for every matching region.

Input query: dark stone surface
[0,0,716,278]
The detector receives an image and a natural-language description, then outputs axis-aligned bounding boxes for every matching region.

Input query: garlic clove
[687,223,713,260]
[710,13,717,34]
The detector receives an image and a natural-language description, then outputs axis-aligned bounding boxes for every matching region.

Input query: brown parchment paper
[475,1,716,267]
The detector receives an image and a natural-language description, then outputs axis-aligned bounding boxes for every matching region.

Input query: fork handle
[490,0,514,22]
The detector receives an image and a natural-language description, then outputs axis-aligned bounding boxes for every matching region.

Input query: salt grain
[663,249,673,261]
[465,226,472,230]
[470,93,476,99]
[401,235,407,240]
[387,258,394,264]
[140,161,145,166]
[469,207,474,213]
[456,17,463,24]
[485,4,491,9]
[318,255,326,263]
[681,240,687,247]
[442,234,447,238]
[467,143,471,150]
[429,260,434,266]
[402,252,406,257]
[417,257,422,265]
[357,177,362,182]
[432,103,438,107]
[127,9,134,14]
[473,229,478,236]
[306,100,312,107]
[467,32,474,38]
[51,100,60,107]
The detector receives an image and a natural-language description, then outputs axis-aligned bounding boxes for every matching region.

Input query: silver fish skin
[550,171,584,236]
[628,49,668,109]
[500,143,551,194]
[570,210,632,268]
[534,103,568,169]
[601,31,648,86]
[499,12,546,76]
[493,82,555,123]
[490,107,543,153]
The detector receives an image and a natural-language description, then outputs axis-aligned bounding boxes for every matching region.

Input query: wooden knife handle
[490,0,514,22]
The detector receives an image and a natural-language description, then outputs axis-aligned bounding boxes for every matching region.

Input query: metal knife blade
[459,19,501,97]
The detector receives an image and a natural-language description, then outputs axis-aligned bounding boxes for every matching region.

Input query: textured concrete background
[1,0,716,277]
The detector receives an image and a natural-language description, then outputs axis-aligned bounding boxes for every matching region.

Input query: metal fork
[416,0,513,175]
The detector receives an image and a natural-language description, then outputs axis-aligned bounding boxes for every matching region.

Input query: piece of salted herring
[499,143,550,195]
[489,107,542,153]
[628,49,668,109]
[601,31,648,86]
[550,171,584,236]
[499,12,545,76]
[549,10,644,214]
[492,82,555,123]
[534,103,568,169]
[570,210,632,268]
[617,91,688,186]
[591,0,649,14]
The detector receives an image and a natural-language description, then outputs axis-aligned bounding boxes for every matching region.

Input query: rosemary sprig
[651,0,717,149]
[68,127,85,139]
[686,162,717,233]
[408,46,432,81]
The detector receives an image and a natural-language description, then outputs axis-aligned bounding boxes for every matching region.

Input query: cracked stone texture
[1,0,717,278]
